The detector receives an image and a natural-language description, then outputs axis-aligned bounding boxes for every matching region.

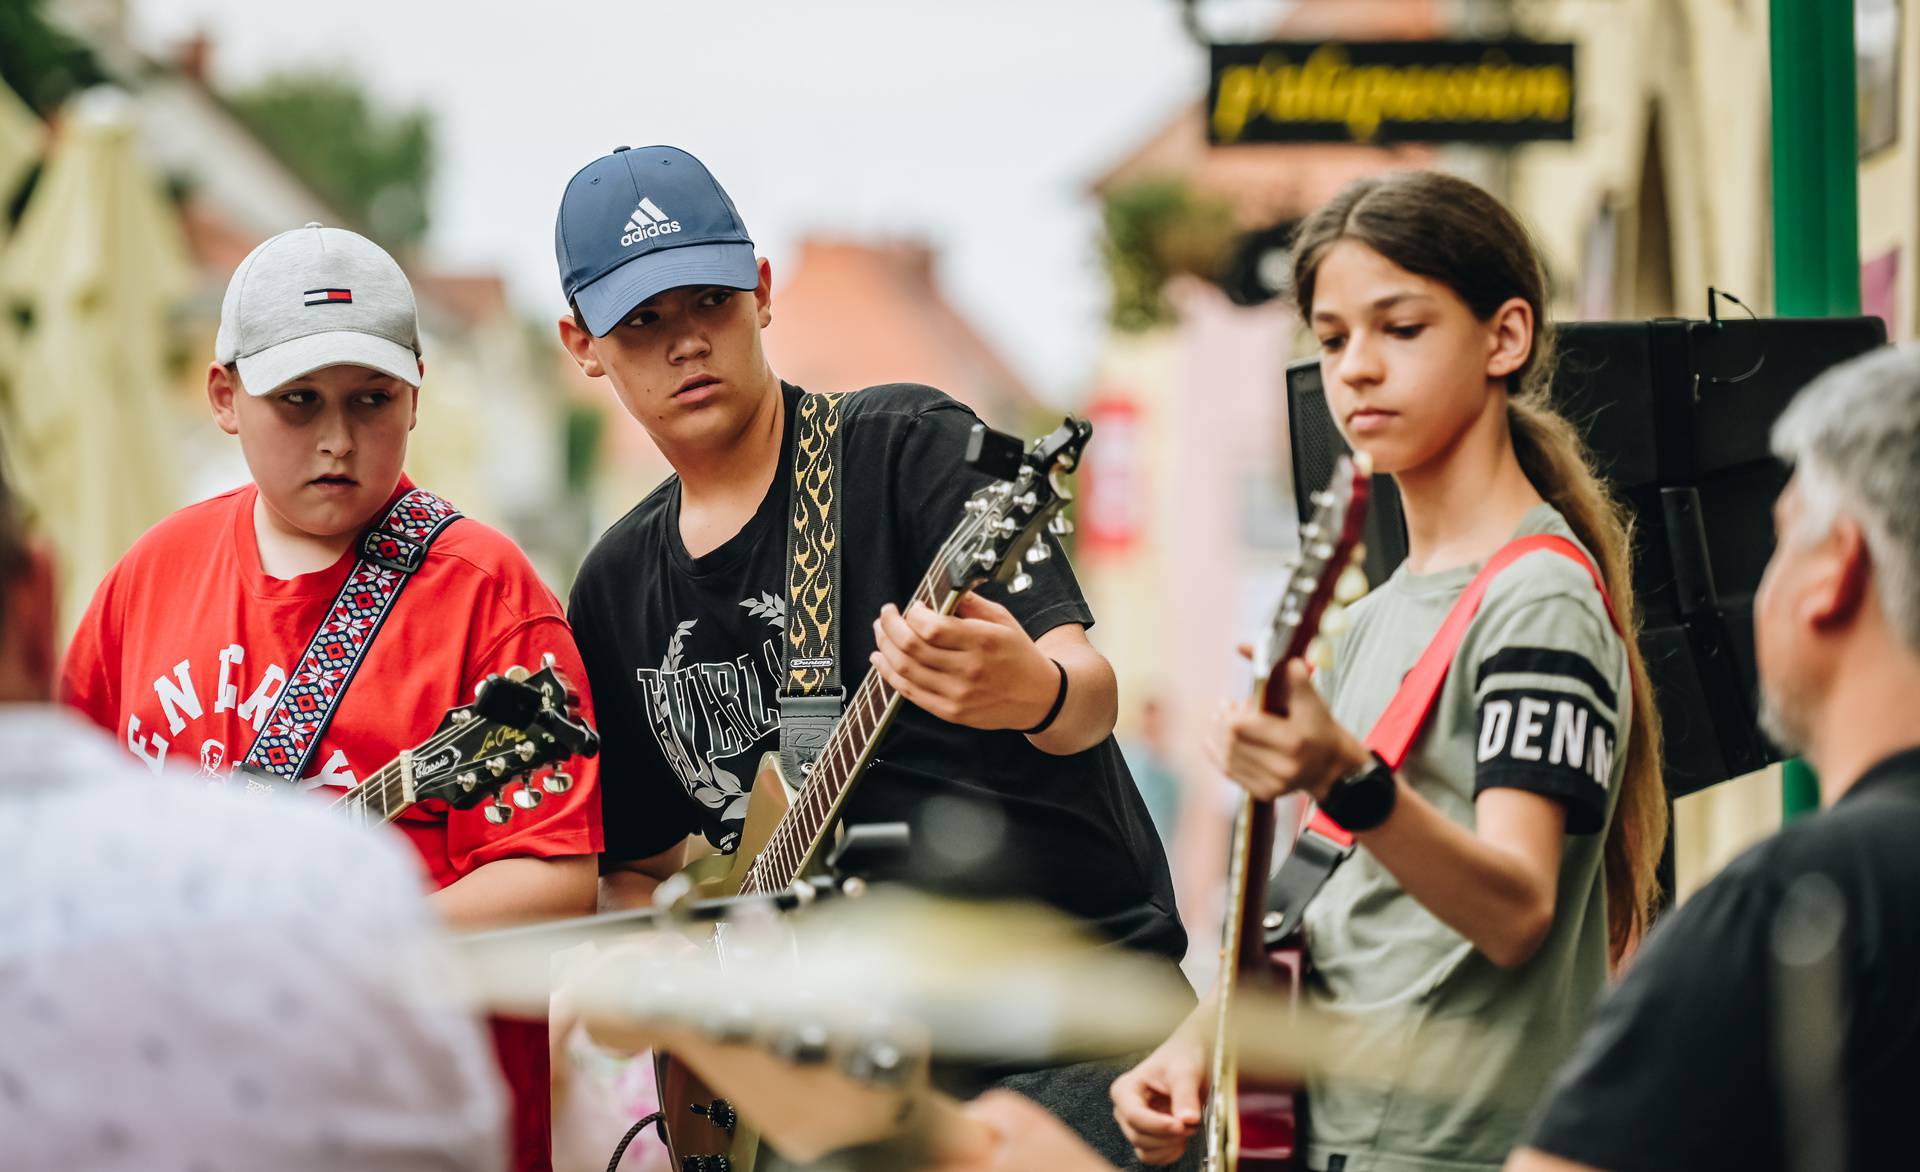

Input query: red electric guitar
[1200,453,1371,1171]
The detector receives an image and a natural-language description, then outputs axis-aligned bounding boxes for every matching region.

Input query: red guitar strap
[1271,534,1615,938]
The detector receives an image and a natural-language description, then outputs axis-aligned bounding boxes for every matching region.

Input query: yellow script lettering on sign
[1212,44,1573,143]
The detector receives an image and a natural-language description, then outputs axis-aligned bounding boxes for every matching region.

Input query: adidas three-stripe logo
[625,198,669,232]
[619,196,682,247]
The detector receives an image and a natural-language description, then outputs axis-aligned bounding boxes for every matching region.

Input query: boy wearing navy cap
[556,145,1186,1165]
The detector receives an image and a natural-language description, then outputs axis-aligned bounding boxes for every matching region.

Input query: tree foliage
[0,0,109,115]
[1100,179,1239,333]
[228,70,434,249]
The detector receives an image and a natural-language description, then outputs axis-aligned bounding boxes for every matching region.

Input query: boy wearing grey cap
[60,223,604,1172]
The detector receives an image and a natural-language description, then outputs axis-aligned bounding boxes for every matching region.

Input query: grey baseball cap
[215,223,422,394]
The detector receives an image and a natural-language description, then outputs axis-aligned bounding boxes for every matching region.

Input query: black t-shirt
[568,382,1187,962]
[1526,747,1920,1171]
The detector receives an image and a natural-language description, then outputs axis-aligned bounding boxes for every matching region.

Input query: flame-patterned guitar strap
[779,391,850,783]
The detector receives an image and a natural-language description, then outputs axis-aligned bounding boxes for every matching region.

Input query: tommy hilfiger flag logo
[304,288,353,306]
[619,197,681,246]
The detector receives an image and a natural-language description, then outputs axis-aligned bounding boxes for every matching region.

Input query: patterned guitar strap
[779,391,850,787]
[234,488,463,796]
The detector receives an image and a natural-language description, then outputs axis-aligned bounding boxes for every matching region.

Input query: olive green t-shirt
[1303,505,1629,1172]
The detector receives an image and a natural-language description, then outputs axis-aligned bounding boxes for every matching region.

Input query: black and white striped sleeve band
[1473,648,1620,835]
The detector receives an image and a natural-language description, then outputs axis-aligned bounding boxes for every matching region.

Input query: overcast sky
[130,0,1223,398]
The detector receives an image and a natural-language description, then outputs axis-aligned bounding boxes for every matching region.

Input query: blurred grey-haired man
[1512,343,1920,1172]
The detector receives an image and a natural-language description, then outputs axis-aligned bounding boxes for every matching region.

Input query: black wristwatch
[1318,750,1398,832]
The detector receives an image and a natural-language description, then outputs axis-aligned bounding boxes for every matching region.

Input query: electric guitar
[1202,454,1371,1172]
[658,417,1093,1172]
[263,657,599,826]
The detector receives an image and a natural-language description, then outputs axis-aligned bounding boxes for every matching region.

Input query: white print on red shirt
[122,642,360,790]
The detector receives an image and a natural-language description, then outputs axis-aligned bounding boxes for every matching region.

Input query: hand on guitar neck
[1208,658,1372,805]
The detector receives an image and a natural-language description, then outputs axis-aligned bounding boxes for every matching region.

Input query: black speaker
[1286,360,1407,587]
[1286,315,1888,795]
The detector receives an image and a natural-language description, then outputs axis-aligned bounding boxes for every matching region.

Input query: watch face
[1327,755,1396,831]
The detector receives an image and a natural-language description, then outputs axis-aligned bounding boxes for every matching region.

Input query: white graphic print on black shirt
[568,382,1187,960]
[635,599,785,850]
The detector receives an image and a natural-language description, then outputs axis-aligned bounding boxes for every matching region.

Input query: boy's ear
[207,362,242,435]
[557,315,606,379]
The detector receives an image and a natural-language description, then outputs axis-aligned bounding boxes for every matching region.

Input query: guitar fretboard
[740,517,981,896]
[329,759,411,825]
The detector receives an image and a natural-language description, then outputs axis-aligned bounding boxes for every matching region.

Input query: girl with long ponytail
[1113,171,1665,1171]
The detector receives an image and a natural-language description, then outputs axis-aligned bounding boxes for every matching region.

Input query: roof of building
[761,237,1043,427]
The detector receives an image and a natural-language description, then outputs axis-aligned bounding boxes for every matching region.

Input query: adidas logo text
[620,196,681,247]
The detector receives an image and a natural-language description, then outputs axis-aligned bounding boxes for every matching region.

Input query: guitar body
[1234,937,1304,1170]
[656,753,797,1172]
[1203,798,1300,1172]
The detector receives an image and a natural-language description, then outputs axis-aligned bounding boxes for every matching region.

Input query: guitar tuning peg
[1322,606,1352,637]
[541,770,574,794]
[1307,636,1334,672]
[1336,564,1371,604]
[482,798,513,825]
[504,665,531,682]
[1008,572,1033,594]
[474,674,497,701]
[772,1022,832,1066]
[540,652,557,669]
[511,786,544,810]
[845,1037,910,1086]
[1048,515,1074,536]
[1024,542,1052,564]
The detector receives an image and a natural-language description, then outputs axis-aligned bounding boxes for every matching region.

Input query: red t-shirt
[61,477,602,1172]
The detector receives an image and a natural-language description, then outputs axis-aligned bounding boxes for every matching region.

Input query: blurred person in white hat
[0,450,508,1171]
[58,223,605,1172]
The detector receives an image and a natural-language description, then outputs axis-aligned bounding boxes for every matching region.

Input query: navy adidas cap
[554,145,758,336]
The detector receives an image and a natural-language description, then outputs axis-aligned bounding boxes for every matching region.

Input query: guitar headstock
[410,657,600,823]
[944,417,1093,595]
[566,959,943,1166]
[1255,454,1372,712]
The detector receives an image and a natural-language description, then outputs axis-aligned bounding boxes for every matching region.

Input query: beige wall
[1510,0,1774,321]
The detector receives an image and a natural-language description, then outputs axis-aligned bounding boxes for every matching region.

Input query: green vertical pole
[1770,0,1860,818]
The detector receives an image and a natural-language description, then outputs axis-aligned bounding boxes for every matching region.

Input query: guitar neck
[327,756,413,825]
[1205,674,1288,1147]
[742,555,970,896]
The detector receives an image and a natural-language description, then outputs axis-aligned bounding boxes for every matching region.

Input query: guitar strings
[745,494,1011,893]
[324,692,554,825]
[755,501,993,886]
[746,503,991,891]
